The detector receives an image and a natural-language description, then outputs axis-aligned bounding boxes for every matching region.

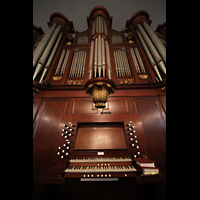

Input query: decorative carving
[161,86,166,91]
[67,80,83,85]
[86,82,114,108]
[33,87,39,96]
[117,79,134,84]
[138,74,148,79]
[127,32,134,43]
[53,76,62,81]
[85,78,115,108]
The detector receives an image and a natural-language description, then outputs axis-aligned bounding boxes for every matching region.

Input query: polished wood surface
[74,123,127,150]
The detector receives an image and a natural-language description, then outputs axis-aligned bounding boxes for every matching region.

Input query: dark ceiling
[33,0,166,33]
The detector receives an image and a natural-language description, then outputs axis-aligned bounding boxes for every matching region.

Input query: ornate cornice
[125,10,150,30]
[49,12,74,33]
[87,6,112,27]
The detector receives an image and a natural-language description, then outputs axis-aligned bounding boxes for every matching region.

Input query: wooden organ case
[33,6,166,199]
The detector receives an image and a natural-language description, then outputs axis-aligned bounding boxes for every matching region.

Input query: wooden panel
[74,123,128,150]
[33,97,42,122]
[33,100,68,177]
[133,97,166,174]
[72,100,98,114]
[103,100,129,113]
[159,95,166,113]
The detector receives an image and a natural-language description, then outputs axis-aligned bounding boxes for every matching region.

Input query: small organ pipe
[60,49,70,75]
[134,48,146,73]
[69,51,78,77]
[142,21,166,63]
[136,30,162,80]
[75,51,80,77]
[122,51,127,76]
[130,48,140,73]
[119,50,124,76]
[122,51,129,76]
[92,20,95,35]
[55,49,66,75]
[116,50,121,76]
[33,23,57,68]
[33,25,61,80]
[82,51,86,77]
[114,51,118,76]
[39,31,63,83]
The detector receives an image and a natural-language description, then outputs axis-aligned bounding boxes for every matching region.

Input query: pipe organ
[33,7,166,199]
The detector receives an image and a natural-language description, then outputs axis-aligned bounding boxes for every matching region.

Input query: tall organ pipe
[39,31,63,84]
[97,35,102,77]
[137,24,166,75]
[136,30,162,81]
[142,21,166,63]
[33,23,57,68]
[88,40,94,79]
[94,37,98,77]
[105,41,111,79]
[33,25,61,80]
[101,37,105,77]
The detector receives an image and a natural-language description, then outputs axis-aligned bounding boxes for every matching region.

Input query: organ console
[33,6,166,199]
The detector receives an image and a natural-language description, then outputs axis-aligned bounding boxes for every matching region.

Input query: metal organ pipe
[39,31,63,83]
[94,37,98,77]
[101,37,106,77]
[114,49,131,77]
[134,48,146,73]
[93,15,107,34]
[130,48,140,73]
[105,41,111,79]
[60,49,70,75]
[142,21,166,63]
[114,51,118,76]
[33,23,57,68]
[69,50,86,77]
[88,40,94,79]
[137,24,166,75]
[136,30,162,81]
[33,25,61,80]
[97,35,102,77]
